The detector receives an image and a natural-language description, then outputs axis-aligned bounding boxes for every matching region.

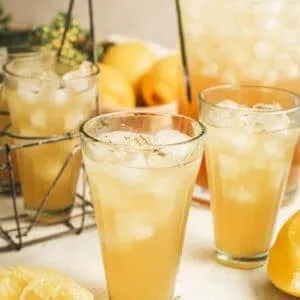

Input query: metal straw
[57,0,75,62]
[175,0,192,103]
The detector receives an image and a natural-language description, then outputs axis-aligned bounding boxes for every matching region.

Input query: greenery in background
[0,4,103,65]
[0,0,11,27]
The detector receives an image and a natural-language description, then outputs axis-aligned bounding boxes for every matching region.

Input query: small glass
[200,85,300,269]
[81,112,206,300]
[3,54,99,223]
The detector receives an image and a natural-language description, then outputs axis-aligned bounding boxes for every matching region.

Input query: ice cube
[64,112,86,131]
[79,61,94,75]
[85,142,112,162]
[40,71,60,88]
[114,211,154,246]
[219,154,241,179]
[63,61,94,92]
[254,40,273,60]
[17,85,39,104]
[230,186,253,203]
[154,129,190,145]
[63,72,89,92]
[30,110,47,130]
[54,87,73,105]
[252,103,290,132]
[227,130,253,154]
[218,99,242,109]
[153,130,194,165]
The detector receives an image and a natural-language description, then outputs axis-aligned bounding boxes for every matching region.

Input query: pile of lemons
[99,41,180,108]
[0,266,93,300]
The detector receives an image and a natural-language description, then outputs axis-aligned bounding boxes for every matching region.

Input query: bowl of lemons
[98,36,179,114]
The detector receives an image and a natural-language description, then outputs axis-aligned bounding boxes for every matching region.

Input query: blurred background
[2,0,177,48]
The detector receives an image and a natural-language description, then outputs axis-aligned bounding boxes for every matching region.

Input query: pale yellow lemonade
[82,123,205,300]
[4,58,98,221]
[201,91,299,268]
[178,0,300,200]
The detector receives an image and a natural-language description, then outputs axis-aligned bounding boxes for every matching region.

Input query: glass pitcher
[177,0,300,204]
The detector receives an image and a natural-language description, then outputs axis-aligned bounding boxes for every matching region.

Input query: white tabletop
[0,197,299,300]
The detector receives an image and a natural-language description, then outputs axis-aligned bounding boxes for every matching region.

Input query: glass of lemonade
[3,54,99,223]
[81,112,206,300]
[200,85,300,269]
[178,0,300,204]
[0,48,41,193]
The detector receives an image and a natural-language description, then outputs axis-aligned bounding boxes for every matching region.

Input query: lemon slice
[268,210,300,297]
[0,266,93,300]
[0,267,28,300]
[20,277,93,300]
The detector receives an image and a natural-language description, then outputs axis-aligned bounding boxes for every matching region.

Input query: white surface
[0,196,299,299]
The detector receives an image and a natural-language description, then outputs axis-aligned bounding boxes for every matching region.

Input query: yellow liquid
[178,0,300,199]
[85,156,201,300]
[5,84,95,222]
[205,127,298,259]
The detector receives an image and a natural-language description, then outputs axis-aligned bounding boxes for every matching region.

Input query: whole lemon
[103,42,157,87]
[138,54,180,106]
[98,63,135,109]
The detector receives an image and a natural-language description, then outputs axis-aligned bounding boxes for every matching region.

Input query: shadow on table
[252,277,298,300]
[188,245,215,263]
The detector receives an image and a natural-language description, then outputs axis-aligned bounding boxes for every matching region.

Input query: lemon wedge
[268,210,300,297]
[0,266,93,300]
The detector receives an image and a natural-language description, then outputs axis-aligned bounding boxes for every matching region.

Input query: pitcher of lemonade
[177,0,300,204]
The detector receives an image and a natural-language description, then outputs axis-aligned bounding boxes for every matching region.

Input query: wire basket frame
[0,0,98,251]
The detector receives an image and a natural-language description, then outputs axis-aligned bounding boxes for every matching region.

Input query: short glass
[3,54,99,223]
[177,0,300,204]
[81,112,206,300]
[200,85,300,269]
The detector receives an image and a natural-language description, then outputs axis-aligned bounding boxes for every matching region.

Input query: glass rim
[199,84,300,115]
[80,111,206,149]
[3,54,100,80]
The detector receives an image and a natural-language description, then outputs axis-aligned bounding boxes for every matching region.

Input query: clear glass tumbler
[3,54,99,223]
[200,85,300,269]
[81,112,206,300]
[177,0,300,204]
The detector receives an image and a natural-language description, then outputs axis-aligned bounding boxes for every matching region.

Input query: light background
[3,0,177,48]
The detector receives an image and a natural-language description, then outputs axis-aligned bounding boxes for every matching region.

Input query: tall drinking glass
[177,0,300,204]
[3,54,99,223]
[200,85,300,269]
[81,112,206,300]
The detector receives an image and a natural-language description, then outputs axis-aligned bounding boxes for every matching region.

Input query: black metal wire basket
[0,0,98,252]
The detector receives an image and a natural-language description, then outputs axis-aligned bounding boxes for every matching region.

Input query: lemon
[0,266,93,300]
[0,267,28,300]
[267,210,300,297]
[138,54,179,106]
[98,63,135,108]
[20,278,93,300]
[103,42,157,87]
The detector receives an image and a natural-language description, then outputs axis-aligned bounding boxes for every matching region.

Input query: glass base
[25,204,73,225]
[216,249,267,269]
